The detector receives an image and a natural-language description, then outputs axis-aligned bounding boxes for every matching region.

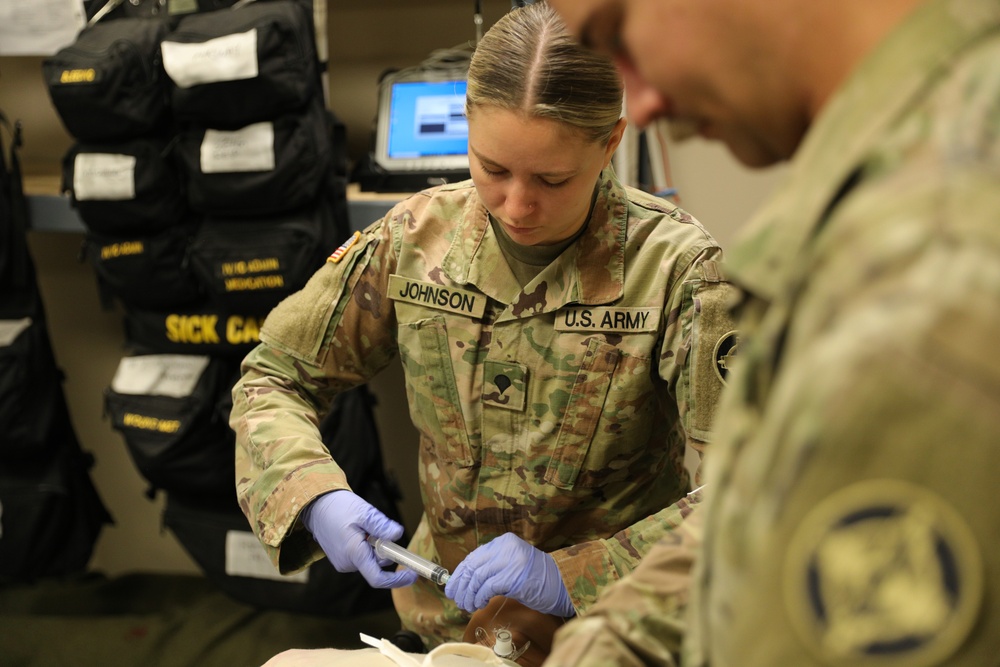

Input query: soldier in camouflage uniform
[231,2,735,648]
[546,0,1000,665]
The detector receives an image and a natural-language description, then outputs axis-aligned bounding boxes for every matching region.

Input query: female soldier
[231,0,735,649]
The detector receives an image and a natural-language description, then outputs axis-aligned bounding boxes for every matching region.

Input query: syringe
[367,535,451,586]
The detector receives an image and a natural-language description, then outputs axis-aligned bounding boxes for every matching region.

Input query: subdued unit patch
[784,479,982,667]
[712,330,740,385]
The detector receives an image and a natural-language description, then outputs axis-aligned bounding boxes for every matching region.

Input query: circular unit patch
[784,479,982,667]
[713,330,740,384]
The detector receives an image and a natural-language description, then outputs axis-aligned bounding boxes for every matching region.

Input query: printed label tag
[59,68,96,84]
[161,29,259,89]
[201,122,275,173]
[74,153,136,201]
[225,530,309,583]
[111,354,211,398]
[0,318,31,347]
[388,275,486,318]
[555,307,660,333]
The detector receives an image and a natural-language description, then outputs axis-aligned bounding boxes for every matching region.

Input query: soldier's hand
[445,533,575,617]
[301,490,418,589]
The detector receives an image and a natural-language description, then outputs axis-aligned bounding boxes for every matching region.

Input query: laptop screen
[374,72,470,173]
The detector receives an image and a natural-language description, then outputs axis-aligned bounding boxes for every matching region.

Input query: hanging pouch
[0,317,60,462]
[123,303,267,358]
[84,225,203,310]
[63,139,187,235]
[163,385,400,616]
[42,17,170,142]
[104,353,236,499]
[161,0,318,128]
[162,493,394,616]
[0,438,112,582]
[187,206,326,313]
[175,98,330,216]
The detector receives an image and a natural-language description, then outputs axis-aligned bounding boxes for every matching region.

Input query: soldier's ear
[603,117,628,167]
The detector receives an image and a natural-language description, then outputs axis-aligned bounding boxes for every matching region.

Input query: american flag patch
[327,231,361,263]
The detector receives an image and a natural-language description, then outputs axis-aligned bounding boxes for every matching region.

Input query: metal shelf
[25,184,400,236]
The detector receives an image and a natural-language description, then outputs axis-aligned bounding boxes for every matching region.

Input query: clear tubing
[367,535,451,586]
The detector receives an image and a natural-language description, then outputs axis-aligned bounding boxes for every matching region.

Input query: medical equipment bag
[43,17,170,142]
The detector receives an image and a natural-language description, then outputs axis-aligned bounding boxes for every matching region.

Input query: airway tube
[492,629,515,657]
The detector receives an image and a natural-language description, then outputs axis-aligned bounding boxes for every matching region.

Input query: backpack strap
[0,111,31,292]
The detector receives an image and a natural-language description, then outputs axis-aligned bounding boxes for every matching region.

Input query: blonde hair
[466,1,623,144]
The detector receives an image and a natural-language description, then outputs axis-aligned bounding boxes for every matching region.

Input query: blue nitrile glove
[444,532,575,617]
[301,490,418,589]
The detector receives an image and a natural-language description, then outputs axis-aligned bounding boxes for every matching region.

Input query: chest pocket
[544,337,624,489]
[397,315,474,467]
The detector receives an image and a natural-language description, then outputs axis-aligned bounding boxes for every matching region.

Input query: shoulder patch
[785,479,982,667]
[713,330,740,384]
[327,231,360,263]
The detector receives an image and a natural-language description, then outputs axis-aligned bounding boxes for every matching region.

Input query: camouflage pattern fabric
[230,168,736,646]
[545,489,702,667]
[545,1,1000,665]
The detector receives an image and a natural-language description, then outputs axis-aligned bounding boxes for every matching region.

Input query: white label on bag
[161,29,259,89]
[111,354,211,398]
[200,122,275,173]
[225,530,309,583]
[0,318,31,347]
[73,153,137,201]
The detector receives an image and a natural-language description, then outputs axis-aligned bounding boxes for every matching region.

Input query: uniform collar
[441,167,628,315]
[725,0,1000,303]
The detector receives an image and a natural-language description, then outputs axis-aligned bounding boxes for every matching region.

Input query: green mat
[0,572,402,667]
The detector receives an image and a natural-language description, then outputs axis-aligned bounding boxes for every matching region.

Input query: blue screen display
[387,80,469,159]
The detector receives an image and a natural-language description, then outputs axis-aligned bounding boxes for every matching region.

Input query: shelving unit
[24,171,399,235]
[0,0,510,578]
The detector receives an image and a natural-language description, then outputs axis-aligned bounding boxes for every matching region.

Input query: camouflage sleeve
[231,212,402,574]
[543,494,704,667]
[685,168,1000,665]
[667,247,739,450]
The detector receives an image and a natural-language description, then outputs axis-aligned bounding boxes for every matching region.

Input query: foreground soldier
[231,1,735,651]
[545,0,1000,664]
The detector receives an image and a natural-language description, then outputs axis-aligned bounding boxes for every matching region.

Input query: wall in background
[1,0,786,577]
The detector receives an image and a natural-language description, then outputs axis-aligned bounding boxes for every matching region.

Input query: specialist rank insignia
[784,479,982,667]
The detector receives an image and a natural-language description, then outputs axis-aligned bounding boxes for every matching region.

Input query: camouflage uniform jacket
[545,1,1000,665]
[231,168,735,645]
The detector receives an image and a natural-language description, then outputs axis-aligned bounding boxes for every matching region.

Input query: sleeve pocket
[680,276,739,442]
